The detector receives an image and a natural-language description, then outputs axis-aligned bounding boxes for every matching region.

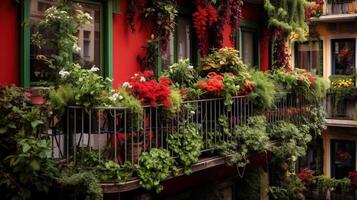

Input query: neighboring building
[292,0,357,179]
[0,0,274,199]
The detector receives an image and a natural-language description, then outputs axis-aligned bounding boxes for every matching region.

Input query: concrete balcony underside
[326,119,357,128]
[311,13,357,22]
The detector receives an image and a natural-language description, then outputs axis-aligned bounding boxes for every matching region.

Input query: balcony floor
[326,119,357,128]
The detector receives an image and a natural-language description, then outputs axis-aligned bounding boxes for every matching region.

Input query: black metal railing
[50,94,310,165]
[325,92,357,120]
[326,0,356,15]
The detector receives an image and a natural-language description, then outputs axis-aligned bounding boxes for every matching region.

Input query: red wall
[113,2,270,86]
[0,0,19,85]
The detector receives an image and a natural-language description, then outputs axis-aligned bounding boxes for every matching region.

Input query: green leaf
[31,120,44,129]
[30,160,40,171]
[22,143,31,153]
[0,127,7,134]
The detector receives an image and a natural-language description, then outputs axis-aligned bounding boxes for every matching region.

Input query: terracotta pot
[126,141,144,163]
[30,86,48,105]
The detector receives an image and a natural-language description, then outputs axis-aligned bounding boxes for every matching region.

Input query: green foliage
[58,64,112,110]
[268,121,311,163]
[48,84,74,115]
[301,105,326,135]
[165,88,183,117]
[137,148,178,193]
[58,171,103,200]
[217,116,270,168]
[167,124,203,175]
[264,0,312,41]
[269,175,306,200]
[163,59,198,88]
[31,2,92,84]
[248,70,276,110]
[200,48,250,78]
[314,175,351,200]
[1,137,58,200]
[110,89,143,115]
[75,147,133,182]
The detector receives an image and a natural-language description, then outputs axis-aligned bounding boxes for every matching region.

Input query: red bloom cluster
[297,168,315,187]
[197,72,224,94]
[348,171,357,186]
[238,80,255,96]
[305,0,323,19]
[193,5,218,55]
[126,70,172,107]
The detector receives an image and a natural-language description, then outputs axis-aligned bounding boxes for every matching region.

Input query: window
[331,140,356,179]
[20,0,113,87]
[294,40,323,76]
[162,16,194,69]
[332,39,356,75]
[237,21,260,68]
[297,137,324,174]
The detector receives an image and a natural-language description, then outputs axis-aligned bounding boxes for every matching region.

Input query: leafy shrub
[248,70,276,110]
[137,148,177,193]
[163,59,198,88]
[167,124,203,174]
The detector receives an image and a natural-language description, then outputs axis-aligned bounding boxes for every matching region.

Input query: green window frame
[236,20,260,68]
[19,0,113,88]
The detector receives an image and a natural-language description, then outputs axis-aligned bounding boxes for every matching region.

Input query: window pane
[332,39,355,75]
[30,0,58,83]
[73,2,101,71]
[176,17,191,60]
[295,41,323,75]
[331,140,356,179]
[242,31,254,67]
[29,0,101,83]
[162,33,175,68]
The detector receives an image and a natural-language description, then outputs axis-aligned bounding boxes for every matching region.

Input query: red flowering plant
[197,72,247,107]
[271,68,328,103]
[123,70,173,108]
[348,171,357,187]
[305,0,323,19]
[297,168,315,187]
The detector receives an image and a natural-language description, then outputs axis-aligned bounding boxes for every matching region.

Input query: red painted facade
[0,0,270,86]
[0,0,19,85]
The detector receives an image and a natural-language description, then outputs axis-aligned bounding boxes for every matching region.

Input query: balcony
[49,94,310,192]
[310,0,357,22]
[325,92,357,127]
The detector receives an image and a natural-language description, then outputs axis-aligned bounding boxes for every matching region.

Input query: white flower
[188,65,194,69]
[89,65,99,72]
[190,110,195,114]
[122,82,132,88]
[134,73,138,77]
[105,77,113,82]
[140,76,146,82]
[118,95,123,100]
[72,44,81,53]
[59,69,70,78]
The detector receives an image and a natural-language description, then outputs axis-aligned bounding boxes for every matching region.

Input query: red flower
[298,168,315,187]
[198,73,224,94]
[126,70,173,108]
[348,171,357,186]
[238,80,255,96]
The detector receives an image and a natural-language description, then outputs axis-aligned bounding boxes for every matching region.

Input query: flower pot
[126,141,144,163]
[30,86,48,105]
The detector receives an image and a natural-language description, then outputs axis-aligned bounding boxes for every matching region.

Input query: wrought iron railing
[50,94,310,165]
[325,92,357,120]
[326,0,356,15]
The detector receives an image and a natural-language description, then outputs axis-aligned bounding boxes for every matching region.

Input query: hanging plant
[211,0,243,48]
[126,0,140,32]
[192,5,218,55]
[264,0,313,41]
[143,0,178,51]
[273,29,291,69]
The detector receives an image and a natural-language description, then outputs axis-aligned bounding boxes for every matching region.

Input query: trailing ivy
[167,124,203,175]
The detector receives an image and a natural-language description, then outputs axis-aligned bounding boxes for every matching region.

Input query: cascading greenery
[264,0,313,41]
